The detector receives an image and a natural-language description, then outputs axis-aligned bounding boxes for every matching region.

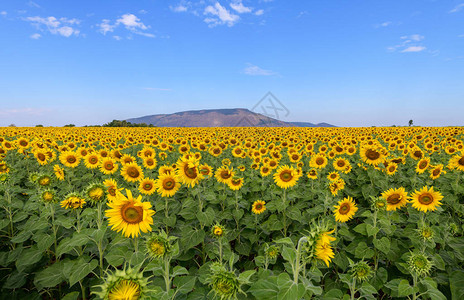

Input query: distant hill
[126,108,335,127]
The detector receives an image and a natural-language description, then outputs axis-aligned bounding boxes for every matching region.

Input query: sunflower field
[0,126,464,300]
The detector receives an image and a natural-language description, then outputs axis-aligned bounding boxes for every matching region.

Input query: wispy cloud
[255,9,264,16]
[388,34,426,53]
[0,11,7,16]
[230,1,252,14]
[30,33,41,39]
[143,87,172,91]
[401,46,426,53]
[204,2,240,27]
[25,16,80,37]
[170,4,188,12]
[27,1,41,8]
[449,3,464,13]
[243,63,277,76]
[97,14,155,38]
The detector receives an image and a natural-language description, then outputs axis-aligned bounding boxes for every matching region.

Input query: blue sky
[0,0,463,127]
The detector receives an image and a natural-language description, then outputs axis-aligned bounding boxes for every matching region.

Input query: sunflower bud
[408,252,433,277]
[350,261,373,282]
[206,262,245,300]
[146,231,174,259]
[85,183,106,204]
[41,189,56,204]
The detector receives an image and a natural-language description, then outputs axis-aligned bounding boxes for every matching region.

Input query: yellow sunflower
[84,153,101,169]
[333,158,350,172]
[121,162,144,182]
[176,157,203,187]
[307,168,318,180]
[429,164,445,180]
[199,164,213,176]
[251,200,266,215]
[53,164,65,181]
[103,179,123,202]
[333,196,358,222]
[415,157,430,174]
[410,186,443,213]
[105,189,155,238]
[100,157,119,175]
[273,165,301,189]
[381,187,408,211]
[138,178,157,195]
[360,146,385,166]
[61,194,86,209]
[215,166,235,185]
[143,157,157,170]
[449,153,464,171]
[228,177,244,190]
[385,163,398,175]
[155,173,181,197]
[309,153,328,169]
[59,151,80,168]
[327,171,340,182]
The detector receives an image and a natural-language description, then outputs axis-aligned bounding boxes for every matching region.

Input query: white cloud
[459,34,464,38]
[97,14,155,38]
[380,21,392,27]
[97,19,115,35]
[0,11,7,16]
[243,63,276,76]
[401,46,426,53]
[27,1,41,8]
[30,33,41,39]
[255,9,264,16]
[25,16,80,37]
[449,3,464,13]
[171,5,188,12]
[113,35,122,40]
[405,34,424,41]
[139,9,148,14]
[204,2,240,27]
[230,1,252,14]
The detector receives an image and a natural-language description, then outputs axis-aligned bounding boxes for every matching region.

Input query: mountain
[126,108,334,127]
[289,122,336,127]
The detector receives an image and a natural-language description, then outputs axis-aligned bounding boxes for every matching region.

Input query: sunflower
[449,153,464,171]
[142,157,157,170]
[410,186,443,213]
[53,165,65,181]
[85,183,106,204]
[260,165,272,177]
[211,224,225,238]
[103,179,123,202]
[415,157,430,174]
[215,166,235,185]
[121,162,144,182]
[100,157,119,175]
[333,197,358,223]
[138,178,156,195]
[34,149,49,165]
[381,187,408,211]
[360,146,385,166]
[37,174,52,187]
[176,156,203,187]
[273,165,301,189]
[84,154,101,169]
[41,189,56,203]
[309,153,328,169]
[314,229,336,267]
[105,189,155,238]
[333,158,349,172]
[307,168,318,180]
[228,177,244,191]
[251,200,266,214]
[385,163,398,175]
[429,164,445,180]
[93,266,150,300]
[329,179,345,196]
[159,165,175,175]
[61,194,86,209]
[327,171,340,182]
[199,164,213,176]
[59,151,80,168]
[155,173,181,197]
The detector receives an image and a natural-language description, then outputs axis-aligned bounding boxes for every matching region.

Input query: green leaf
[355,242,374,259]
[180,228,205,250]
[3,270,27,289]
[61,292,80,300]
[171,266,189,278]
[353,223,367,235]
[322,288,343,300]
[173,276,196,295]
[274,237,294,246]
[450,270,464,300]
[360,282,377,295]
[10,230,32,243]
[68,257,98,287]
[366,224,379,237]
[421,277,446,300]
[432,254,445,271]
[238,270,255,284]
[57,233,90,256]
[373,237,390,254]
[15,246,43,272]
[397,279,414,297]
[281,246,296,265]
[34,261,65,289]
[249,276,279,300]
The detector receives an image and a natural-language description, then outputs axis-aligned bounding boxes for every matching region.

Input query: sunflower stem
[165,197,169,234]
[294,236,307,284]
[79,280,86,300]
[350,278,356,300]
[218,239,223,264]
[49,203,59,261]
[282,189,287,237]
[164,255,171,293]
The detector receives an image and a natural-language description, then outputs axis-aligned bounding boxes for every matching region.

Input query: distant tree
[103,120,154,127]
[8,124,16,127]
[35,124,44,127]
[409,120,413,127]
[64,124,76,127]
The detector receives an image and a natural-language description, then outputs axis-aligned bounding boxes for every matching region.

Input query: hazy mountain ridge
[127,108,335,127]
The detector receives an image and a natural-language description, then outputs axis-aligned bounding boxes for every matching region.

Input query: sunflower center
[150,241,165,256]
[292,154,298,160]
[280,170,293,182]
[200,168,209,175]
[418,193,434,205]
[105,162,114,170]
[365,149,380,160]
[388,166,396,172]
[459,157,464,166]
[121,203,143,224]
[432,169,440,176]
[67,156,76,163]
[255,203,263,210]
[143,183,153,190]
[220,170,231,180]
[413,150,422,158]
[37,153,46,161]
[387,194,401,205]
[90,157,98,164]
[146,159,154,166]
[108,186,116,196]
[127,167,140,178]
[163,178,175,190]
[316,157,324,165]
[184,165,197,179]
[419,161,428,169]
[337,160,345,167]
[339,203,350,215]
